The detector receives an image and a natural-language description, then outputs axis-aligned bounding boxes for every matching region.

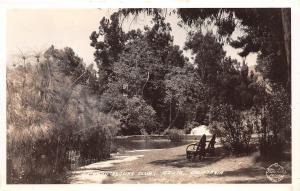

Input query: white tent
[190,125,212,136]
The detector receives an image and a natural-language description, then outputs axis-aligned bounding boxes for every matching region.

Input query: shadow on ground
[223,166,265,178]
[223,166,291,183]
[148,147,227,168]
[222,166,268,183]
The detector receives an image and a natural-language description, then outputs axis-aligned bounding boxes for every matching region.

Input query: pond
[112,135,213,151]
[67,138,195,171]
[113,139,191,151]
[67,135,215,171]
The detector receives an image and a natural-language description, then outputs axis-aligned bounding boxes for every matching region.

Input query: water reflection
[113,138,196,151]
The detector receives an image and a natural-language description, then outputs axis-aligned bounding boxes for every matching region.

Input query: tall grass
[7,51,119,183]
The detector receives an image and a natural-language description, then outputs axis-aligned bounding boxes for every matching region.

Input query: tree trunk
[281,8,291,94]
[142,71,150,97]
[169,99,172,125]
[166,109,180,131]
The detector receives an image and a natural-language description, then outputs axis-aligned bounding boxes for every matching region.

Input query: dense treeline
[120,8,291,94]
[90,9,291,154]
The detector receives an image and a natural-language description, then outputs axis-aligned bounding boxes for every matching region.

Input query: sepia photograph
[1,4,296,187]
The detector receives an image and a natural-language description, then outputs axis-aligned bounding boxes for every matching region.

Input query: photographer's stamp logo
[266,163,286,183]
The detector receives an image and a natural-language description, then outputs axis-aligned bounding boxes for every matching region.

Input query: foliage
[164,65,207,129]
[113,38,164,97]
[265,85,290,140]
[185,32,259,109]
[185,32,225,84]
[98,37,162,135]
[94,15,192,134]
[6,46,119,183]
[6,10,292,182]
[178,8,291,94]
[257,85,291,159]
[90,12,127,94]
[100,93,158,136]
[116,96,158,135]
[91,10,291,161]
[120,8,291,95]
[93,10,276,139]
[209,104,253,154]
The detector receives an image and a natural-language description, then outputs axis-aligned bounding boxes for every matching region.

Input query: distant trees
[177,8,291,96]
[164,66,207,130]
[90,10,286,141]
[183,31,261,152]
[91,14,194,134]
[185,32,225,84]
[90,12,127,94]
[175,8,291,154]
[90,8,291,156]
[119,8,291,94]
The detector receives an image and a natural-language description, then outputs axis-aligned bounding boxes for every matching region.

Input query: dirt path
[66,145,291,184]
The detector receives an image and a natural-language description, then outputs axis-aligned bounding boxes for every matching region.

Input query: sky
[6,9,257,67]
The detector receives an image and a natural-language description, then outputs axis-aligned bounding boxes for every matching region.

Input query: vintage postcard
[0,1,299,191]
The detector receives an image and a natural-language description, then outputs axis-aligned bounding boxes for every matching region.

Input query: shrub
[257,85,291,159]
[209,104,253,154]
[101,93,158,135]
[76,114,119,164]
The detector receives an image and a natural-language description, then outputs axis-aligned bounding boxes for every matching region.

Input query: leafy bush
[101,84,159,135]
[209,104,253,154]
[258,85,290,159]
[119,96,158,135]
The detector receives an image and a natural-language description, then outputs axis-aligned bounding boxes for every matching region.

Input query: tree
[257,84,291,159]
[177,8,291,94]
[164,65,207,130]
[96,14,191,133]
[90,12,127,93]
[209,104,253,154]
[185,31,225,84]
[119,8,291,95]
[117,96,158,135]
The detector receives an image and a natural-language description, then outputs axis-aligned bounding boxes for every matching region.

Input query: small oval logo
[266,163,286,183]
